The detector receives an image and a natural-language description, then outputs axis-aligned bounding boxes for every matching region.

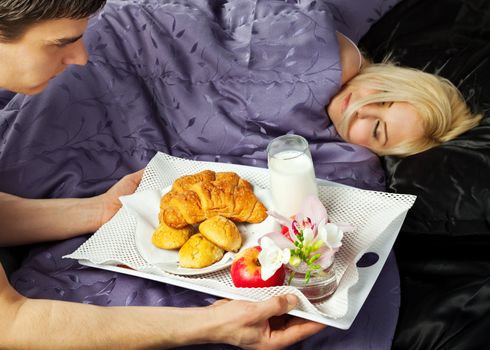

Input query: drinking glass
[266,134,318,218]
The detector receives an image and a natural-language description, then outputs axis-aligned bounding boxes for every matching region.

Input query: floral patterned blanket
[1,0,402,349]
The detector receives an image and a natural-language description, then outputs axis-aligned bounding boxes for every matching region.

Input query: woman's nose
[356,104,378,119]
[358,101,389,119]
[61,40,89,66]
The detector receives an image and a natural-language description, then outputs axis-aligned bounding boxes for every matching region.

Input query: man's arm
[0,170,144,246]
[0,264,325,349]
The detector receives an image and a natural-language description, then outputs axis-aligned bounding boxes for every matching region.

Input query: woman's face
[327,83,425,155]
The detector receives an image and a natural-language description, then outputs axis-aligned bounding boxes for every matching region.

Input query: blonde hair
[339,61,483,157]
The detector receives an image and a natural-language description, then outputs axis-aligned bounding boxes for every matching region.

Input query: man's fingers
[257,295,325,348]
[271,317,327,348]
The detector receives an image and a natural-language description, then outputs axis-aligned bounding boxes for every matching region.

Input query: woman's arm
[0,170,144,246]
[0,265,324,349]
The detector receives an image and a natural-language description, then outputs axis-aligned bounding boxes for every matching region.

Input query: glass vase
[286,262,337,302]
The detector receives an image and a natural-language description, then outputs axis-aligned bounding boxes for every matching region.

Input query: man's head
[0,0,106,95]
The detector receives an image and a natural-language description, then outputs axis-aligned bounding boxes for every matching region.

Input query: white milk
[268,150,318,218]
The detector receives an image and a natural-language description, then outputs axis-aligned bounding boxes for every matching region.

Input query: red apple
[230,246,285,288]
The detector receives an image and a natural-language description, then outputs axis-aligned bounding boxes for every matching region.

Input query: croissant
[159,190,206,227]
[171,170,216,192]
[160,170,267,228]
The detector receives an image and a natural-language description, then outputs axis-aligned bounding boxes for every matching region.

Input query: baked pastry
[198,216,242,252]
[159,190,206,227]
[178,233,224,268]
[160,170,267,228]
[171,170,216,192]
[151,221,194,250]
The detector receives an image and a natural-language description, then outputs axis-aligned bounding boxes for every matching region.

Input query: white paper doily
[65,152,416,328]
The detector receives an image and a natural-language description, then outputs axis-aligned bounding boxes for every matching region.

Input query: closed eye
[379,101,394,107]
[372,120,380,139]
[49,34,84,48]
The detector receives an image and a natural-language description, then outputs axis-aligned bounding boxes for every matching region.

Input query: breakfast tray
[65,152,416,329]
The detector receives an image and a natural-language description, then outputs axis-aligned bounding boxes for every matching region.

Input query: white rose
[258,237,291,280]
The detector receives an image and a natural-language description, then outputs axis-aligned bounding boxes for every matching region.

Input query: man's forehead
[21,18,89,43]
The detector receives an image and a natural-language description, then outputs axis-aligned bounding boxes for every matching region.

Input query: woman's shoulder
[336,32,364,84]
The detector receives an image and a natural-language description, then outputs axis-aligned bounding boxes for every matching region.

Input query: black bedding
[360,0,490,349]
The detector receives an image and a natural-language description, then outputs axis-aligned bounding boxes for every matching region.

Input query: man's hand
[207,294,326,350]
[0,169,145,246]
[96,169,144,228]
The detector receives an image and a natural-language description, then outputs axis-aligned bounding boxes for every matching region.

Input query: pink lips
[341,93,352,115]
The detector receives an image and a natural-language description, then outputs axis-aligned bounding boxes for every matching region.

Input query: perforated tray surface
[66,152,415,328]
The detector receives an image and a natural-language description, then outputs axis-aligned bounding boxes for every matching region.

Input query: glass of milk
[267,134,318,218]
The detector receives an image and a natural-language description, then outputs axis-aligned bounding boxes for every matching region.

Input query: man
[0,1,324,349]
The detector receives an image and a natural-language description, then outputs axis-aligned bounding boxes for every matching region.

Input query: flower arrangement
[258,195,353,284]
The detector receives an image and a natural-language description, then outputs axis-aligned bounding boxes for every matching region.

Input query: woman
[328,60,482,157]
[332,32,482,157]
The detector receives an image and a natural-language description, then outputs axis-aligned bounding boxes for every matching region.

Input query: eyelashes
[373,120,380,139]
[379,101,394,108]
[372,101,392,140]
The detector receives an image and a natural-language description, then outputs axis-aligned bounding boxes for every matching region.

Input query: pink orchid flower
[260,195,354,276]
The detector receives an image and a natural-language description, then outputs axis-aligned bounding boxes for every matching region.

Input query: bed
[1,0,488,349]
[0,1,402,348]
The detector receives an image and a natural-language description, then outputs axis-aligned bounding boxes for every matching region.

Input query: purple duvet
[2,0,402,348]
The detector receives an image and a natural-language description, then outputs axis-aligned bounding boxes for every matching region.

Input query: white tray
[66,152,415,329]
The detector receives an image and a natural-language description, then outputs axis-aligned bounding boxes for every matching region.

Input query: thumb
[130,169,145,182]
[259,294,298,318]
[285,294,299,311]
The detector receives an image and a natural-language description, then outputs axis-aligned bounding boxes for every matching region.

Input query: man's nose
[61,40,89,66]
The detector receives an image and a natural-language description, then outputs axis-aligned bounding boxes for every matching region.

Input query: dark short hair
[0,0,107,42]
